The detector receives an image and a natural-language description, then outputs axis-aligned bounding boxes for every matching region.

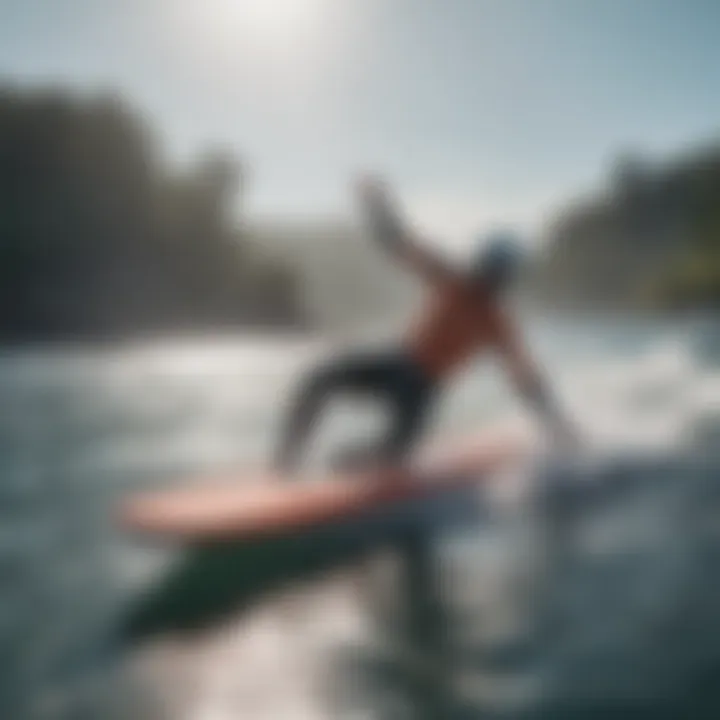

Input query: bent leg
[379,381,435,465]
[275,353,391,473]
[275,365,338,473]
[332,367,437,471]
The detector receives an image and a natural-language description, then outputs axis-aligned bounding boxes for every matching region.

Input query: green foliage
[0,86,306,341]
[535,143,720,312]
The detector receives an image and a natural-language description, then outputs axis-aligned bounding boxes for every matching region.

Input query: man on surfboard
[275,176,578,472]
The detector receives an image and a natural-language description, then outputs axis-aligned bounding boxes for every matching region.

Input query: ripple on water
[0,325,719,718]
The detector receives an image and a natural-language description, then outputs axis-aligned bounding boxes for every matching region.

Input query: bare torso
[403,279,503,380]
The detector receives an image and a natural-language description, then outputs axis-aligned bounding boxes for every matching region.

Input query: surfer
[275,176,578,472]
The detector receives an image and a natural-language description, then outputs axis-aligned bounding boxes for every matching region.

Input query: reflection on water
[1,318,720,719]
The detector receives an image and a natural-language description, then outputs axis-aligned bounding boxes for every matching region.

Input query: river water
[2,316,720,719]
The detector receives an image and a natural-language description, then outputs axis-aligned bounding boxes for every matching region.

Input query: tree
[0,86,307,341]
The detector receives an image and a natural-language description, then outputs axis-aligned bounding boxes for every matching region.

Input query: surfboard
[119,430,530,643]
[119,430,526,542]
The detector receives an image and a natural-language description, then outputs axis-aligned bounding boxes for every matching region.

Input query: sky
[1,0,719,247]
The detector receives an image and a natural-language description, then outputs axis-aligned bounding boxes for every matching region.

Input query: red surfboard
[119,430,527,542]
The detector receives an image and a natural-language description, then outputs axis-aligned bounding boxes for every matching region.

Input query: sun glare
[173,0,344,105]
[184,0,328,52]
[235,0,321,36]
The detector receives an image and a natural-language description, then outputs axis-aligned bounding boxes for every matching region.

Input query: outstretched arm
[495,315,579,451]
[356,177,455,285]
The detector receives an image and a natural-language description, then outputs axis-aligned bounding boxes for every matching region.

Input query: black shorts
[321,348,436,443]
[277,348,438,469]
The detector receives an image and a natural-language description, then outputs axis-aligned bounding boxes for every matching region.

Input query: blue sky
[1,0,719,245]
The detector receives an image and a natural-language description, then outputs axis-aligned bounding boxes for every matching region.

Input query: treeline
[0,86,307,343]
[534,143,720,312]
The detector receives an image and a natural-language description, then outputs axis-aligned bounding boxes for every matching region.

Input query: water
[1,317,720,719]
